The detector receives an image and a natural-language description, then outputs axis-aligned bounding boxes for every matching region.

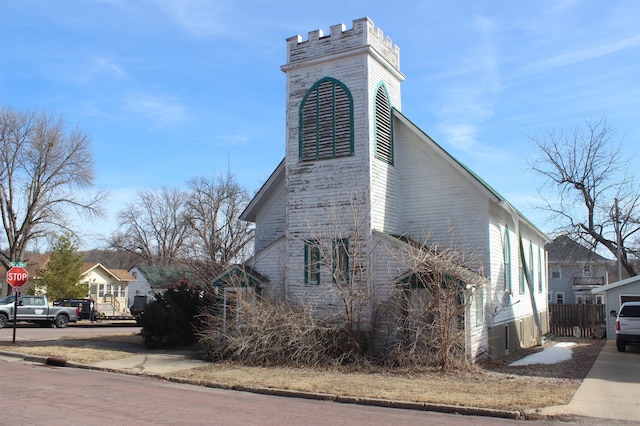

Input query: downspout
[501,201,544,346]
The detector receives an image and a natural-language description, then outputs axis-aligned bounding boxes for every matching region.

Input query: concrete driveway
[540,340,640,421]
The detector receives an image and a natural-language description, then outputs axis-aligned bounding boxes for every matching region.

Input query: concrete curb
[1,349,540,421]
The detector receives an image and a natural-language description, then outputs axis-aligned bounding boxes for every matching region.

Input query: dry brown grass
[171,362,578,410]
[0,335,605,412]
[0,333,144,364]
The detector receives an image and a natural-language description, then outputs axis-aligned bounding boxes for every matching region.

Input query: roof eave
[240,159,285,222]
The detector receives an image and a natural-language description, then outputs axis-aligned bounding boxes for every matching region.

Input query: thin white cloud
[439,123,506,161]
[528,35,640,74]
[151,0,234,38]
[435,15,505,159]
[124,92,187,126]
[92,57,128,79]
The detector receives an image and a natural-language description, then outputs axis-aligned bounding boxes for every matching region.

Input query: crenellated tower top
[282,17,402,79]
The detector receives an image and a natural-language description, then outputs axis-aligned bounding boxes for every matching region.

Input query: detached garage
[592,276,640,340]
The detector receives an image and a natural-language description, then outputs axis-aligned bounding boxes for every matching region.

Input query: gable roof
[592,274,640,294]
[240,159,285,222]
[546,236,611,264]
[82,262,123,281]
[110,268,136,282]
[374,230,486,286]
[133,265,203,289]
[212,264,269,288]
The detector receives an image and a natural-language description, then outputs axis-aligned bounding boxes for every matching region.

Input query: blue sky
[2,1,639,249]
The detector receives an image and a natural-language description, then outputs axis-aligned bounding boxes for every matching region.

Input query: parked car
[615,301,640,352]
[0,295,78,328]
[52,298,97,321]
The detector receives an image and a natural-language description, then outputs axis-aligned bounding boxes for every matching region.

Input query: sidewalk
[0,345,208,375]
[91,350,209,374]
[538,340,640,422]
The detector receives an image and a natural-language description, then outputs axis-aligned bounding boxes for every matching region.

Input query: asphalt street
[0,359,523,426]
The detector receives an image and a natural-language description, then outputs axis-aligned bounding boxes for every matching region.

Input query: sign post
[6,265,28,343]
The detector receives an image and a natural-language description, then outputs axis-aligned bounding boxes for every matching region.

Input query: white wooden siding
[488,205,548,328]
[395,123,490,259]
[254,184,286,252]
[246,238,286,299]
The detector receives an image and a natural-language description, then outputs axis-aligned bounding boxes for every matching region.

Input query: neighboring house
[546,236,612,305]
[1,257,134,313]
[81,263,135,315]
[128,266,201,310]
[217,18,550,360]
[592,276,640,339]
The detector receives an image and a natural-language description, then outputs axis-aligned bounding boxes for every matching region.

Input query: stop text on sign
[7,271,28,282]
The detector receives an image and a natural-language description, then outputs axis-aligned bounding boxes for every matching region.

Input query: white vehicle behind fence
[0,295,78,329]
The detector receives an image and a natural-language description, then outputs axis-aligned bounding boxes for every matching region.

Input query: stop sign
[6,266,28,288]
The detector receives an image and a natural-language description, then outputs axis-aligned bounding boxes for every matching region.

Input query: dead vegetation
[198,297,363,367]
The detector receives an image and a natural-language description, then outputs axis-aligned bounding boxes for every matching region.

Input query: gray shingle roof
[546,235,611,263]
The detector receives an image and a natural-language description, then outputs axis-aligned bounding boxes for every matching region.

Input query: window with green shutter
[519,256,525,294]
[299,78,353,161]
[304,241,321,285]
[538,247,543,293]
[503,225,512,292]
[475,287,484,326]
[333,239,349,284]
[528,240,534,292]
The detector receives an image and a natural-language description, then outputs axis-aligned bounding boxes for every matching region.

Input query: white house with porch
[82,263,135,315]
[221,18,549,359]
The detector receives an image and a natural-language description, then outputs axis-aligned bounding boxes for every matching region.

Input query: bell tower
[280,18,404,295]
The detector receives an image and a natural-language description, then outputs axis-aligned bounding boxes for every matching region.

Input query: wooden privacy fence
[549,304,606,338]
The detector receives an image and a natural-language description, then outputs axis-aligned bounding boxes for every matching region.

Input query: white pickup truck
[0,295,78,329]
[615,301,640,352]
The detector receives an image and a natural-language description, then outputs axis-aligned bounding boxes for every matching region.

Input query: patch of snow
[509,342,577,366]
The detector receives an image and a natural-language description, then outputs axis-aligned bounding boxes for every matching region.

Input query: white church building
[221,18,549,359]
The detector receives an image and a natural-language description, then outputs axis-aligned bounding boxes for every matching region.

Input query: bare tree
[0,107,106,271]
[529,115,640,277]
[108,187,192,266]
[304,189,372,340]
[184,172,253,281]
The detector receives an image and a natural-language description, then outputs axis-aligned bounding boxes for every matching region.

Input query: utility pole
[614,198,622,281]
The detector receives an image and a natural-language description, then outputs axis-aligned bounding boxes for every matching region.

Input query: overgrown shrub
[139,280,210,349]
[198,296,365,367]
[371,291,470,371]
[197,290,473,370]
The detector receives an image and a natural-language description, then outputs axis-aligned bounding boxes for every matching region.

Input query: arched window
[374,83,393,164]
[503,225,512,292]
[299,77,353,161]
[538,247,543,293]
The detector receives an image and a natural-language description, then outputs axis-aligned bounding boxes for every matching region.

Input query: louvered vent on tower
[300,78,353,161]
[374,85,393,164]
